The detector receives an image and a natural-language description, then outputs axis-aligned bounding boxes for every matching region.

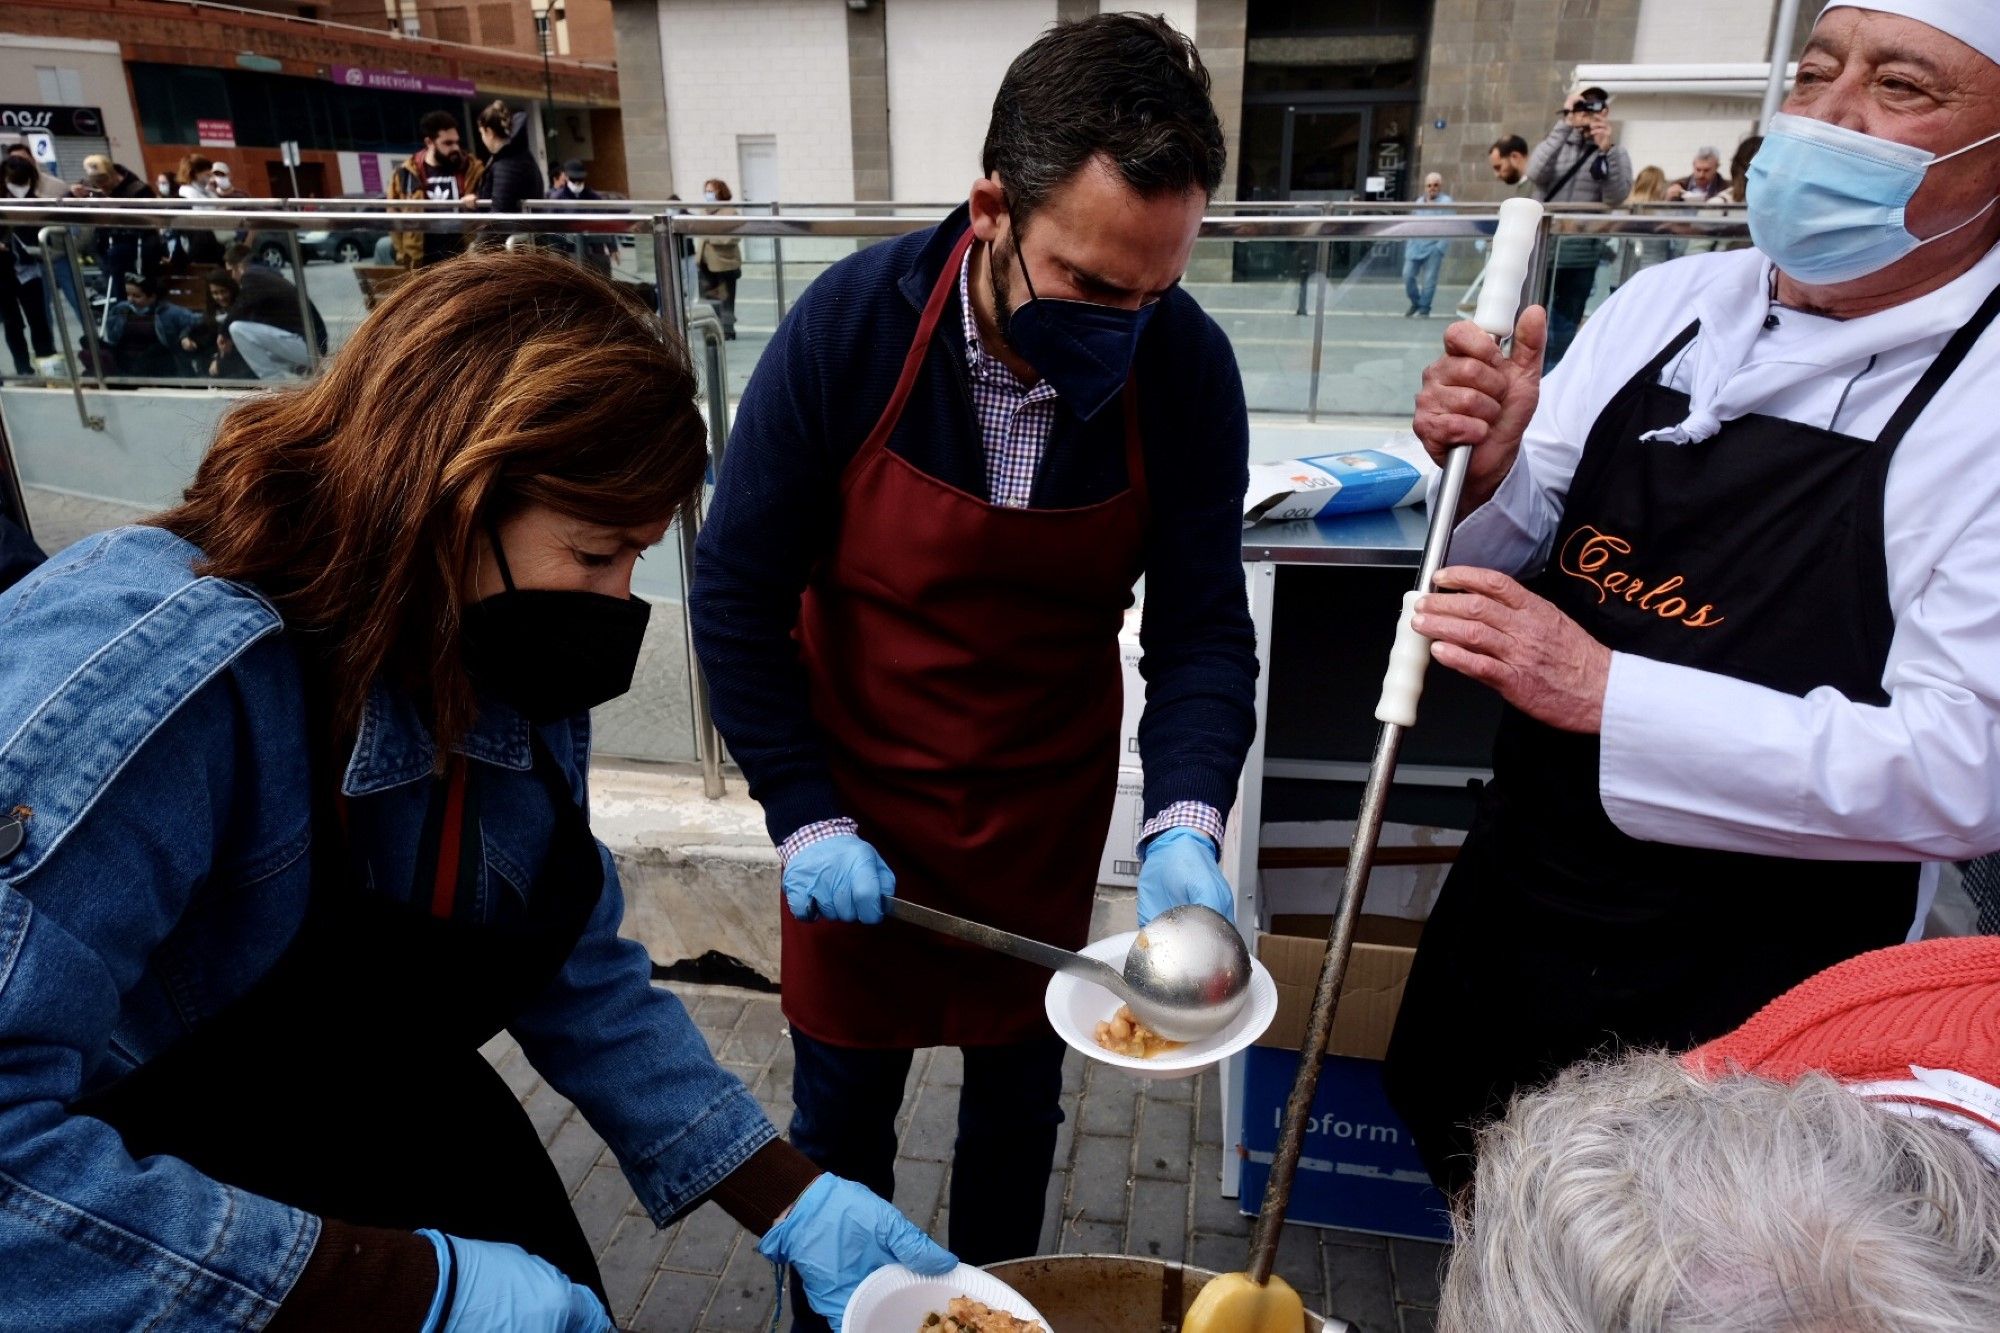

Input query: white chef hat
[1821,2,2000,67]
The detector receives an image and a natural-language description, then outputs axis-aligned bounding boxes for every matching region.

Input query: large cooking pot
[983,1255,1343,1333]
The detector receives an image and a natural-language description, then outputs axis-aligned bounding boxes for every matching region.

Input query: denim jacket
[0,526,775,1330]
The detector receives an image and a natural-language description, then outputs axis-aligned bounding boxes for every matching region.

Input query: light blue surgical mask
[1750,111,2000,285]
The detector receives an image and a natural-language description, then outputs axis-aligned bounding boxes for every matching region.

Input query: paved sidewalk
[486,985,1446,1333]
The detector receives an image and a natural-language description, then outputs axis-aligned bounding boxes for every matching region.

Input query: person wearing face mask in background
[0,250,952,1332]
[389,112,485,269]
[691,17,1257,1325]
[1385,0,2000,1198]
[0,156,56,376]
[694,178,741,339]
[545,160,614,276]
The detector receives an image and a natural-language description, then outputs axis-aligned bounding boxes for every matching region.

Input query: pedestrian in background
[74,155,161,290]
[475,100,546,217]
[1615,165,1676,287]
[220,243,326,380]
[1715,136,1765,205]
[102,274,197,379]
[1667,146,1730,202]
[547,159,615,275]
[388,111,482,268]
[1402,171,1454,317]
[1488,134,1534,196]
[697,177,742,340]
[0,158,55,376]
[1527,85,1632,366]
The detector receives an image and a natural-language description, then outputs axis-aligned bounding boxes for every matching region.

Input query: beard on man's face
[987,230,1020,346]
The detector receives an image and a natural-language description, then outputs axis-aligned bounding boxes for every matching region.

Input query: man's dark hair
[125,274,162,299]
[419,110,460,143]
[1490,135,1530,158]
[223,242,253,267]
[4,144,31,159]
[981,13,1224,226]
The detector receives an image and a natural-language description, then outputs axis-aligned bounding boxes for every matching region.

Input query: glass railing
[0,200,1752,778]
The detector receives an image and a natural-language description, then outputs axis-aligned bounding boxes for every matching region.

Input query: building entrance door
[735,134,777,263]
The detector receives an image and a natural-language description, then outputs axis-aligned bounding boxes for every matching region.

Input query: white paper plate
[1045,929,1278,1081]
[843,1262,1050,1332]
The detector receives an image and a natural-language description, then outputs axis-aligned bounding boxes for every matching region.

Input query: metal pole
[537,5,559,169]
[58,228,109,394]
[1305,205,1332,423]
[1246,441,1476,1283]
[770,201,787,324]
[287,232,320,374]
[658,225,726,799]
[37,226,102,431]
[1759,0,1804,132]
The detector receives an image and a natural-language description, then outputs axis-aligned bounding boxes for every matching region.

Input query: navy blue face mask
[998,220,1157,421]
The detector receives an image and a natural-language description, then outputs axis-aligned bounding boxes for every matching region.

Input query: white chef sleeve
[1599,510,2000,860]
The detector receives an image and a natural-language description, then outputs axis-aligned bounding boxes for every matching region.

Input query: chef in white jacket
[1383,0,2000,1195]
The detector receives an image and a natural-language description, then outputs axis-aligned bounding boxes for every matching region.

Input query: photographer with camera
[1528,86,1632,364]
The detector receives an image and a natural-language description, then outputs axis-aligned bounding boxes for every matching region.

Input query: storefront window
[129,63,461,154]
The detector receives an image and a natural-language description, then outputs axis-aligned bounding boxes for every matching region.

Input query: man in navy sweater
[691,14,1256,1305]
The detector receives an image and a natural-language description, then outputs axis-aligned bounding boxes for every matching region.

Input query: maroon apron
[786,228,1149,1048]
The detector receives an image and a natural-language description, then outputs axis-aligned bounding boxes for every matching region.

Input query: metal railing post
[286,232,320,374]
[1306,205,1332,423]
[770,201,787,323]
[662,218,726,798]
[61,229,110,391]
[37,227,102,431]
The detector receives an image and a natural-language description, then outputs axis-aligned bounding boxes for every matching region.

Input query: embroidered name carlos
[1558,525,1724,629]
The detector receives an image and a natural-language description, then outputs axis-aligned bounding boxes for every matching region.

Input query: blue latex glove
[418,1231,612,1333]
[1136,826,1235,927]
[783,834,895,925]
[757,1173,956,1329]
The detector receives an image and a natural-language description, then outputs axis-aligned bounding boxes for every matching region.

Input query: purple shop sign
[329,66,478,98]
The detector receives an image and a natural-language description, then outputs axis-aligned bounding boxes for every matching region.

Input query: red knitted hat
[1686,936,2000,1086]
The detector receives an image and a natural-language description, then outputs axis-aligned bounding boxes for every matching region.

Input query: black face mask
[460,521,652,724]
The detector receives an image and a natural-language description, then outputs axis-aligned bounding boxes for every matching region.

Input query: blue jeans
[1545,263,1599,369]
[1402,249,1445,315]
[785,1028,1067,1331]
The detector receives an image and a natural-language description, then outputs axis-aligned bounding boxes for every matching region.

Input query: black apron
[1385,281,2000,1195]
[72,730,610,1301]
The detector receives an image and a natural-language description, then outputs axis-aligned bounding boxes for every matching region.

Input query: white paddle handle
[1373,199,1543,729]
[1474,196,1545,338]
[1374,591,1430,726]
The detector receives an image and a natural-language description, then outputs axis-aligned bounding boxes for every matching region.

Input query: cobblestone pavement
[485,984,1446,1333]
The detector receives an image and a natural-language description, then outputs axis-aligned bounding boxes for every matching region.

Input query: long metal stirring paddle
[882,897,1251,1043]
[1234,195,1547,1297]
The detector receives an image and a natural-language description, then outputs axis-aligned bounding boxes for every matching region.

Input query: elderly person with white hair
[1388,0,2000,1196]
[1666,145,1729,201]
[1440,937,2000,1331]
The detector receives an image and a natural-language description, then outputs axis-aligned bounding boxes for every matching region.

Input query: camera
[1571,96,1608,115]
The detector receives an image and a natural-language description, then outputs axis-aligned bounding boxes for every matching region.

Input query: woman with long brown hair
[0,249,949,1331]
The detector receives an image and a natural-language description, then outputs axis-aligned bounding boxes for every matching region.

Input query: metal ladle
[882,899,1252,1042]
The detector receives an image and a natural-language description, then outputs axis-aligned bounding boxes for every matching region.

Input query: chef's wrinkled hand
[1413,305,1547,518]
[417,1230,611,1333]
[783,834,895,925]
[1137,827,1235,927]
[1414,565,1612,733]
[757,1173,956,1330]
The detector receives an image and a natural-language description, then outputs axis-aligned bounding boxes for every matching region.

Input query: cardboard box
[1242,437,1437,525]
[1096,766,1146,888]
[1256,915,1423,1060]
[1237,1044,1453,1242]
[1235,913,1451,1241]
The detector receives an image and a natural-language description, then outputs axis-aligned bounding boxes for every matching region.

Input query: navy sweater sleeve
[1133,312,1259,821]
[690,286,848,844]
